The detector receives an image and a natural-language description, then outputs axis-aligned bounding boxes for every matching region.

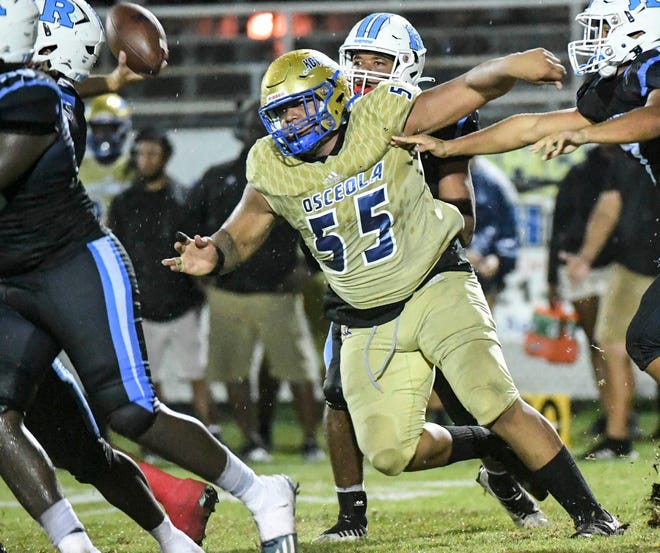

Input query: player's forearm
[211,214,274,273]
[464,48,564,101]
[208,228,244,274]
[444,116,535,156]
[74,75,118,98]
[208,184,277,274]
[577,106,660,145]
[445,110,586,157]
[463,54,521,100]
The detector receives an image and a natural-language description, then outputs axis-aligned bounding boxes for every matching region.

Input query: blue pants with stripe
[0,233,156,425]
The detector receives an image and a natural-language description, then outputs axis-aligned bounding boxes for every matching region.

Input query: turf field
[1,405,658,553]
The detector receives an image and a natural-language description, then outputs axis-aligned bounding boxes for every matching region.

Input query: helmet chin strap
[598,64,617,78]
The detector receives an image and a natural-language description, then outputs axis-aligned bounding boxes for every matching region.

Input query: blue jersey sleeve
[0,70,62,134]
[634,50,660,97]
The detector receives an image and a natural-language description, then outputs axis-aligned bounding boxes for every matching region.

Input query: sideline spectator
[566,147,660,460]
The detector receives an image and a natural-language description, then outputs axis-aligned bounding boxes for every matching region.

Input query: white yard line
[0,479,477,509]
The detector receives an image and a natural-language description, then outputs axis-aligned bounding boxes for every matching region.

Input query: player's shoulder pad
[372,79,420,102]
[627,47,660,94]
[350,80,420,134]
[0,68,62,133]
[246,135,290,189]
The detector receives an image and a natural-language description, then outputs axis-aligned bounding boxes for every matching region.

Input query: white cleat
[57,532,102,553]
[253,474,298,553]
[477,466,549,529]
[158,526,205,553]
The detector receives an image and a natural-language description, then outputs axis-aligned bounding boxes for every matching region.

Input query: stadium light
[247,12,286,40]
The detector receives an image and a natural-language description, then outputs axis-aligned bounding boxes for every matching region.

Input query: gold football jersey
[247,81,464,309]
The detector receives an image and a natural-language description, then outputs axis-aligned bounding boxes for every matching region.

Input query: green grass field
[1,405,658,553]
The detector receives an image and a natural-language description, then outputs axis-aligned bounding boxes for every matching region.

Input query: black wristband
[208,241,226,276]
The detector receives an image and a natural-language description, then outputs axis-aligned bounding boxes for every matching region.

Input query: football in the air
[105,2,168,76]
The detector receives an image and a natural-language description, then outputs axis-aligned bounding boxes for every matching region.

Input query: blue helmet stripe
[366,13,391,39]
[356,12,393,39]
[407,25,423,50]
[356,13,379,38]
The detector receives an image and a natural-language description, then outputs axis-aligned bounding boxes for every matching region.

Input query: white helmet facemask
[568,0,660,78]
[0,0,40,64]
[339,12,427,95]
[33,0,105,82]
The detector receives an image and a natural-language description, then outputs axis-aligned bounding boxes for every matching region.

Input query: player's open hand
[162,231,219,276]
[108,51,145,89]
[529,129,587,159]
[509,48,566,89]
[108,50,168,91]
[391,134,450,157]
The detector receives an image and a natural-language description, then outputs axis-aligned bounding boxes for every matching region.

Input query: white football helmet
[568,0,660,78]
[32,0,105,82]
[339,12,426,94]
[0,0,40,64]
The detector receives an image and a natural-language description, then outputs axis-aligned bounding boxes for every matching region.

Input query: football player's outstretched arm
[394,108,589,157]
[162,184,277,275]
[0,133,55,191]
[404,48,566,136]
[213,184,278,270]
[75,51,148,98]
[532,89,660,159]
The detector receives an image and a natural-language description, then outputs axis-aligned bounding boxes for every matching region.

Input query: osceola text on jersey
[301,161,384,213]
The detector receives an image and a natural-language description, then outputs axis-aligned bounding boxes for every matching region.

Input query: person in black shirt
[563,147,658,460]
[548,146,619,436]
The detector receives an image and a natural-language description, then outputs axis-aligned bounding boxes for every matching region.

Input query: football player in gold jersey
[165,48,622,537]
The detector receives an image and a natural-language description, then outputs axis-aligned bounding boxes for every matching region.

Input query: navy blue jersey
[0,69,102,276]
[576,48,660,185]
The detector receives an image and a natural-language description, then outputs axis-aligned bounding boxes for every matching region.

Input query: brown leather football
[105,2,168,75]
